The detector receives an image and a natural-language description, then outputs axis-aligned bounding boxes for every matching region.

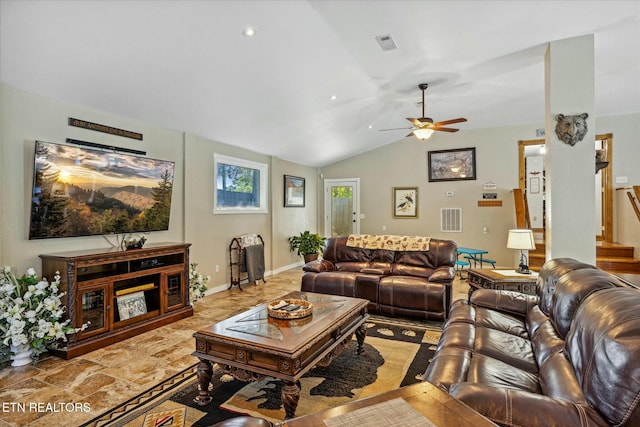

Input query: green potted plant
[288,231,327,263]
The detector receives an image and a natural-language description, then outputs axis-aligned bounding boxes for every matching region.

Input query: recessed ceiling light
[243,26,257,37]
[368,125,373,129]
[330,94,337,101]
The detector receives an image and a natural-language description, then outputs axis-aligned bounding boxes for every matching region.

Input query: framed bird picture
[393,187,418,218]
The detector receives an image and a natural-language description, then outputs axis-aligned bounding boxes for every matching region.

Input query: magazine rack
[229,234,265,290]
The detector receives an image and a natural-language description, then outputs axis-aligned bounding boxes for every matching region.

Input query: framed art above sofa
[428,147,476,182]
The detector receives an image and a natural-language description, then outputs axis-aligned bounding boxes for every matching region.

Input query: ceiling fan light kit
[381,83,467,141]
[413,128,434,140]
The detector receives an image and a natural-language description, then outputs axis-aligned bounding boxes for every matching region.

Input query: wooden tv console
[40,242,193,359]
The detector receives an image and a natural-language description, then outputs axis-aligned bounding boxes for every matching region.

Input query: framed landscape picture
[284,175,305,207]
[428,147,477,182]
[393,187,418,218]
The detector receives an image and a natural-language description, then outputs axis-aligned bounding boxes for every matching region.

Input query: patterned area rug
[82,317,441,426]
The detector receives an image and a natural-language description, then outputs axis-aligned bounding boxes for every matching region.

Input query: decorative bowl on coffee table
[267,298,313,319]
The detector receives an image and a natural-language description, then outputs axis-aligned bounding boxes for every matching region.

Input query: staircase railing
[627,186,640,223]
[513,188,531,229]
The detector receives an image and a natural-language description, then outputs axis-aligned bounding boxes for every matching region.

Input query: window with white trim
[213,154,268,214]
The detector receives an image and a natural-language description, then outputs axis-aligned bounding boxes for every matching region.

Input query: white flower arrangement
[189,263,210,302]
[0,266,85,362]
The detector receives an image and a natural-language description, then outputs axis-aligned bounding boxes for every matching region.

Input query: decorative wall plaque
[555,113,588,146]
[69,117,143,140]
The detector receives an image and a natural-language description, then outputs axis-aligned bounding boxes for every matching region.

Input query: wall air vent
[441,208,462,232]
[375,34,398,51]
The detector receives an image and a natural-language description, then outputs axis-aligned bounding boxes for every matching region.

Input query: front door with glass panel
[324,179,360,237]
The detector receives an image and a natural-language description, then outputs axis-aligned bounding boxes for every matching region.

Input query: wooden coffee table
[467,268,539,299]
[192,291,369,420]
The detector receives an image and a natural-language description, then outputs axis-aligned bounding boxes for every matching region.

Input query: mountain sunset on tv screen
[29,141,175,239]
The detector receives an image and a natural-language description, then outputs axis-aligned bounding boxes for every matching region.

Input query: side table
[467,268,539,300]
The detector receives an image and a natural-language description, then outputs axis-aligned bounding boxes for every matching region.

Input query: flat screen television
[29,140,175,239]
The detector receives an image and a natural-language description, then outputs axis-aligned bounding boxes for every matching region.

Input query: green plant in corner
[288,231,326,262]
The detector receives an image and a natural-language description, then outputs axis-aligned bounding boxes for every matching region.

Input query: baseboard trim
[272,261,304,275]
[205,261,303,295]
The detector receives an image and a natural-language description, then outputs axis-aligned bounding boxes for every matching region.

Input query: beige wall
[0,83,318,289]
[183,133,272,289]
[1,83,637,281]
[0,84,185,273]
[600,113,640,254]
[0,84,5,265]
[270,158,319,271]
[183,136,318,291]
[319,114,640,267]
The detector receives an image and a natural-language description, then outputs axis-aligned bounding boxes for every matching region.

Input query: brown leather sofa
[424,258,640,426]
[300,235,457,321]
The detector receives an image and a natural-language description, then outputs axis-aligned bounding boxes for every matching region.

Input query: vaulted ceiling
[1,1,638,167]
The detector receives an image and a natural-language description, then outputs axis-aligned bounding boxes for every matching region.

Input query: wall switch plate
[616,176,628,184]
[215,265,220,273]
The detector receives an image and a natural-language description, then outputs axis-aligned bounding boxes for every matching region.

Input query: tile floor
[0,268,470,427]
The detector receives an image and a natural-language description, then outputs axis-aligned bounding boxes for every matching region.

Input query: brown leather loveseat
[301,235,457,321]
[424,258,640,426]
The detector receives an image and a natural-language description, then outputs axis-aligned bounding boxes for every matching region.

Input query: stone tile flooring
[0,268,470,427]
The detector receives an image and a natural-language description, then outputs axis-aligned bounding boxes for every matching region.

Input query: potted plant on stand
[288,231,326,263]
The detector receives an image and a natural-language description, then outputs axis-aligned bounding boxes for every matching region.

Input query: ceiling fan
[380,83,467,140]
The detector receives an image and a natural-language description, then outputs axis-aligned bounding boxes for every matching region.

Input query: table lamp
[507,229,536,274]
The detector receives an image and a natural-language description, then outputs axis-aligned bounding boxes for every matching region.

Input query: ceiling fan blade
[433,118,467,126]
[405,132,416,138]
[379,127,413,131]
[406,118,423,127]
[432,127,460,133]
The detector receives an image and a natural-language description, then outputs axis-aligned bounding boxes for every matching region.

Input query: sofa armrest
[302,259,335,273]
[450,383,609,427]
[428,266,455,283]
[470,288,539,317]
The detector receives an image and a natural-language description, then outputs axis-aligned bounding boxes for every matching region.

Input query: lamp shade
[413,128,434,140]
[507,229,536,250]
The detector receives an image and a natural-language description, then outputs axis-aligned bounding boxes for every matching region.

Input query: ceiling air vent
[375,34,398,51]
[441,208,462,232]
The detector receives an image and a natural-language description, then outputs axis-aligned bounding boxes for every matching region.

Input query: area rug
[83,317,440,426]
[142,408,186,427]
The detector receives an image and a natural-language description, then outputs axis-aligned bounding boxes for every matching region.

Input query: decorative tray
[267,298,313,319]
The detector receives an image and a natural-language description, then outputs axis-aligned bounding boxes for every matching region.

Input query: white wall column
[544,35,596,264]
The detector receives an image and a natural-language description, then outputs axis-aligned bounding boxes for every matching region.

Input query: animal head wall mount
[555,113,588,146]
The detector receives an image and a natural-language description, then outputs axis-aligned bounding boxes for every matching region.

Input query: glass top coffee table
[192,291,369,419]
